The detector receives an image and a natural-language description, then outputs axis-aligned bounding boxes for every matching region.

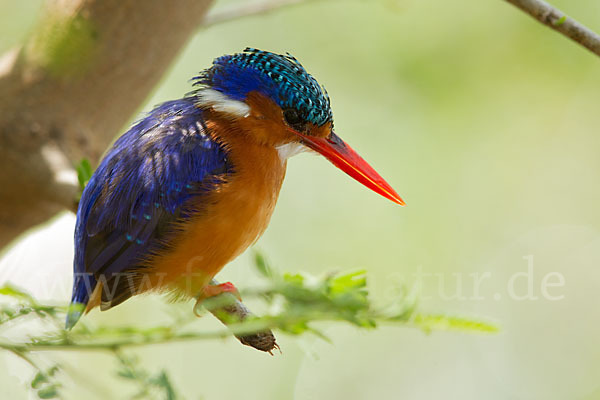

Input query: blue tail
[65,273,96,330]
[65,302,86,330]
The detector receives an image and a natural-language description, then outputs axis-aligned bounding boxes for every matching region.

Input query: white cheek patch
[276,142,308,161]
[195,89,250,118]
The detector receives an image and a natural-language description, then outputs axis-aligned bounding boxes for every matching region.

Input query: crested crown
[192,48,333,127]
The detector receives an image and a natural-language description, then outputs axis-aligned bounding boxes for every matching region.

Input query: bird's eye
[283,108,306,132]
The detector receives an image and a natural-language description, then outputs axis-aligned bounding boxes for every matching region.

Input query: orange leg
[200,281,242,302]
[194,281,242,317]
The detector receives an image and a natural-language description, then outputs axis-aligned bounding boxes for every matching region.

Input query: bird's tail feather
[65,302,86,330]
[65,273,96,329]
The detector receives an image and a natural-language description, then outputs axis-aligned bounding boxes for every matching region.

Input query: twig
[503,0,600,58]
[0,310,496,354]
[6,346,38,368]
[0,272,498,356]
[203,0,311,28]
[203,279,278,353]
[0,331,232,353]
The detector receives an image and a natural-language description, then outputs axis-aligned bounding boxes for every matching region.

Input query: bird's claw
[202,281,242,301]
[194,281,242,317]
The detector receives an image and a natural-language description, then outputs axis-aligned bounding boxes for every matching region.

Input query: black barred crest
[192,48,333,127]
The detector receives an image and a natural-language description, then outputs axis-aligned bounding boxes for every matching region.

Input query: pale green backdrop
[1,1,599,399]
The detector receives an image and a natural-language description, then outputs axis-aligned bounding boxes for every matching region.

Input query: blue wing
[67,99,232,328]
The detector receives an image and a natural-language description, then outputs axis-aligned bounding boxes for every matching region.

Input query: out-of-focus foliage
[0,253,496,399]
[75,159,92,191]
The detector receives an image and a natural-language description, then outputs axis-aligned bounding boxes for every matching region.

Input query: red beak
[296,131,405,206]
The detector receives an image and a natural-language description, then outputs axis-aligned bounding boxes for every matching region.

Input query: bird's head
[191,48,404,205]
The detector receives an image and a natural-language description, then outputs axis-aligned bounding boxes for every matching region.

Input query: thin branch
[0,311,497,354]
[203,279,278,353]
[504,0,600,58]
[6,346,38,368]
[0,268,499,360]
[203,0,311,28]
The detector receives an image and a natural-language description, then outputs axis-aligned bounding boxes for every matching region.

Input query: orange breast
[145,134,286,298]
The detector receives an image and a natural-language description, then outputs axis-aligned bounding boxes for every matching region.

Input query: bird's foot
[193,281,242,317]
[202,281,242,301]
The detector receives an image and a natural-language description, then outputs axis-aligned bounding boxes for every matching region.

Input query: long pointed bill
[296,131,405,206]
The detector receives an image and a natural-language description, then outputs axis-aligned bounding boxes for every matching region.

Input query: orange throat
[153,126,286,297]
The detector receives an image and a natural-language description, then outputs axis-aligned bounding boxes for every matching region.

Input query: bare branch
[504,0,600,58]
[203,0,310,28]
[203,279,278,353]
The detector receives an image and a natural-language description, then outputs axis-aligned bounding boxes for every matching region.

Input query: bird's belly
[147,160,285,298]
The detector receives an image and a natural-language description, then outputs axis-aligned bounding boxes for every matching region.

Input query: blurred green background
[1,0,600,399]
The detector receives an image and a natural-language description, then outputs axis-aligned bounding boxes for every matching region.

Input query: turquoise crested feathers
[192,47,333,127]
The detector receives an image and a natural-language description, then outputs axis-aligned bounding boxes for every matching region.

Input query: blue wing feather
[67,99,231,328]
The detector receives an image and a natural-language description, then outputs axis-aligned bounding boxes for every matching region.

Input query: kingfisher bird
[66,48,404,329]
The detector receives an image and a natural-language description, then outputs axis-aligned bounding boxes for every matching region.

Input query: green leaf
[31,372,48,389]
[0,284,35,304]
[151,371,177,400]
[36,385,59,399]
[413,314,499,334]
[76,158,93,189]
[280,319,310,334]
[117,369,136,380]
[253,251,273,278]
[329,270,367,294]
[282,273,304,285]
[554,15,567,26]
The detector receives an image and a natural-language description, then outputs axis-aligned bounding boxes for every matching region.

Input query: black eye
[283,108,306,132]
